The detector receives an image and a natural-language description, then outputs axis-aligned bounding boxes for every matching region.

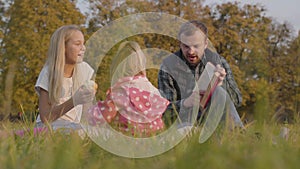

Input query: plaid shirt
[158,49,242,122]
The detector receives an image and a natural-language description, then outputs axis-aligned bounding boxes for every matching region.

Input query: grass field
[0,121,299,169]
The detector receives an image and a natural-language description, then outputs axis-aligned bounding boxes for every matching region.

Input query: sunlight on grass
[0,120,299,169]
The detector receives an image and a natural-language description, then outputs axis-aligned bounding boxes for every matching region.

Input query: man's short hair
[178,20,208,40]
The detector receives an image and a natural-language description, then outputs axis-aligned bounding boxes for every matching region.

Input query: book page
[196,62,216,92]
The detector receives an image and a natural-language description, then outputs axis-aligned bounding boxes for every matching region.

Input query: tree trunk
[2,60,17,118]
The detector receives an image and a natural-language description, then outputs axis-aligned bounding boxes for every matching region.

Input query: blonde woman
[35,25,96,131]
[88,41,169,137]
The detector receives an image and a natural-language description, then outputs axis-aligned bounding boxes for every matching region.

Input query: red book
[197,62,221,109]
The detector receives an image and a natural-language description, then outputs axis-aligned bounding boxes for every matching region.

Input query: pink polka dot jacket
[88,75,170,136]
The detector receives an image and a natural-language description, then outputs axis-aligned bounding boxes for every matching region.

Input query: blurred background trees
[0,0,298,123]
[0,0,85,119]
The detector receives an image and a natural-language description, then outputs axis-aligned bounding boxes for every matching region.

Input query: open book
[196,62,221,109]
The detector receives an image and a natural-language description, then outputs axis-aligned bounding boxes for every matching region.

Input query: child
[87,41,169,137]
[35,25,96,131]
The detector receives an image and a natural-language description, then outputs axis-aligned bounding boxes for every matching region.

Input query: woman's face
[65,30,85,64]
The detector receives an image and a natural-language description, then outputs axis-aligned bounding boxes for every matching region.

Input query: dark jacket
[158,48,242,122]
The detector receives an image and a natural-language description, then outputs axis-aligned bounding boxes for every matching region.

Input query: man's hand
[183,91,201,108]
[215,64,226,86]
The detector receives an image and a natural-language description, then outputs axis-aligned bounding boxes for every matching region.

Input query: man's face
[180,30,208,66]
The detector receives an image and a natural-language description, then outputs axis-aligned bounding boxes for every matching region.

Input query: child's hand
[84,80,98,94]
[73,81,96,106]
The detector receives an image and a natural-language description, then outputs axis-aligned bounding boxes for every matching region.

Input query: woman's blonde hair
[45,25,82,104]
[110,41,146,85]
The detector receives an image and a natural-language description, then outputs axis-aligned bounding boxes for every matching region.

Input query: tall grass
[0,121,299,169]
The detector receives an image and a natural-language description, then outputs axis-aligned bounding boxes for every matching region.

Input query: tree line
[0,0,299,123]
